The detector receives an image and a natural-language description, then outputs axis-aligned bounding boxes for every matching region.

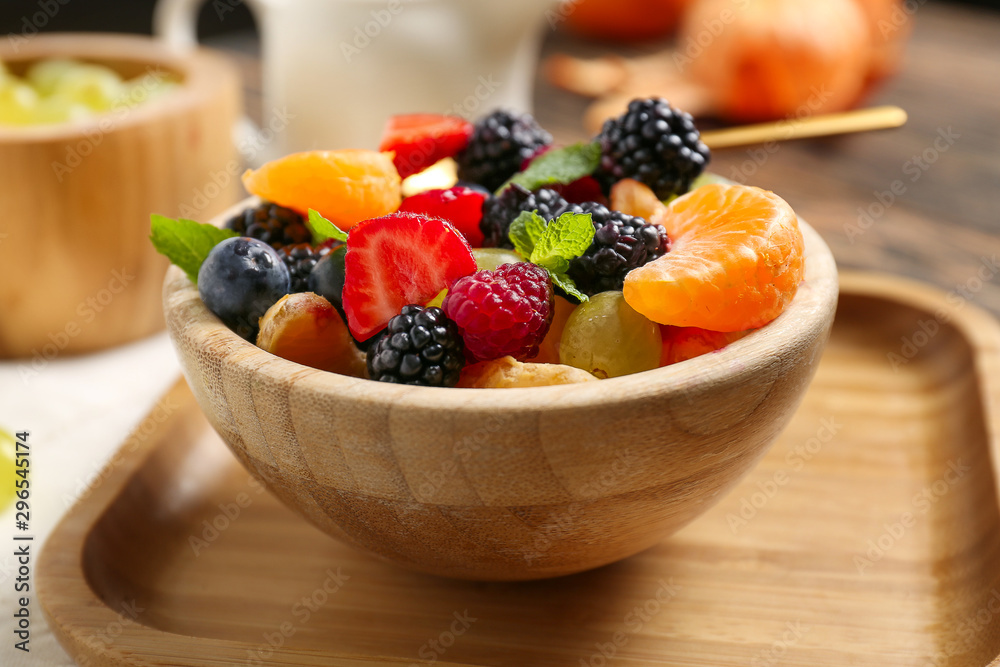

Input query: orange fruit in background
[680,0,871,122]
[242,150,401,230]
[257,292,367,377]
[660,325,751,365]
[623,183,804,332]
[851,0,911,82]
[564,0,694,41]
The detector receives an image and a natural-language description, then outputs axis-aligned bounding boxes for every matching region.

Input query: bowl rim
[0,32,238,143]
[165,192,839,412]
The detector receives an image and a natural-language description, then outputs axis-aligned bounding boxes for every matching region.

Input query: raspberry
[595,97,710,200]
[225,201,311,250]
[480,184,569,249]
[278,242,336,293]
[456,109,553,192]
[564,202,669,296]
[442,263,554,362]
[366,306,465,386]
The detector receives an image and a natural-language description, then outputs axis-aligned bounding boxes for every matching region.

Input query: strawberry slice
[379,114,473,179]
[344,213,477,340]
[398,186,487,247]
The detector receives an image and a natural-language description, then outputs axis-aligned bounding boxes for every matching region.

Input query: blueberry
[198,237,290,340]
[307,244,346,311]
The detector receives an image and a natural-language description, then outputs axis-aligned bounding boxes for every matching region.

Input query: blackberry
[366,306,465,386]
[595,97,710,200]
[278,242,335,293]
[225,202,311,250]
[480,184,569,249]
[564,202,669,296]
[456,110,552,192]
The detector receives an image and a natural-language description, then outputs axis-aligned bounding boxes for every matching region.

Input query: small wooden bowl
[164,200,838,580]
[0,34,241,358]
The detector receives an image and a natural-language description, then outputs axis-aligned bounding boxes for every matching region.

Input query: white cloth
[0,332,180,667]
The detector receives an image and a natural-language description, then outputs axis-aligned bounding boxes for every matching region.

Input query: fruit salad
[0,57,178,126]
[152,97,805,389]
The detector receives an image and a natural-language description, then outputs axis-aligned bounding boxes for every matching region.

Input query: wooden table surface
[215,1,1000,316]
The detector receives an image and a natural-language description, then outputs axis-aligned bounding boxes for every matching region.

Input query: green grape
[33,92,93,124]
[119,78,178,109]
[25,58,78,96]
[0,428,15,513]
[559,291,661,378]
[0,60,11,89]
[473,248,522,271]
[55,63,126,112]
[0,83,39,125]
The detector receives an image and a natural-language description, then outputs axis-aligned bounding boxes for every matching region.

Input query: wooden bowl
[164,200,838,580]
[0,34,241,358]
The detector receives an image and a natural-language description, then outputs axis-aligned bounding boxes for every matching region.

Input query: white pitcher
[154,0,555,161]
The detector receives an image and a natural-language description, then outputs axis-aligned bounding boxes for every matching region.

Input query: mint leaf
[550,272,588,303]
[531,212,594,271]
[307,209,348,244]
[150,214,237,284]
[508,211,538,259]
[525,210,547,245]
[499,141,601,194]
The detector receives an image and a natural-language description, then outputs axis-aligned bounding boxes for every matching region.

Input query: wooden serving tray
[39,272,1000,667]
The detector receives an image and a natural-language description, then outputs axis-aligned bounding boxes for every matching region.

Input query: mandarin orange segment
[610,178,669,221]
[242,150,401,230]
[257,292,367,377]
[623,183,804,332]
[528,295,576,365]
